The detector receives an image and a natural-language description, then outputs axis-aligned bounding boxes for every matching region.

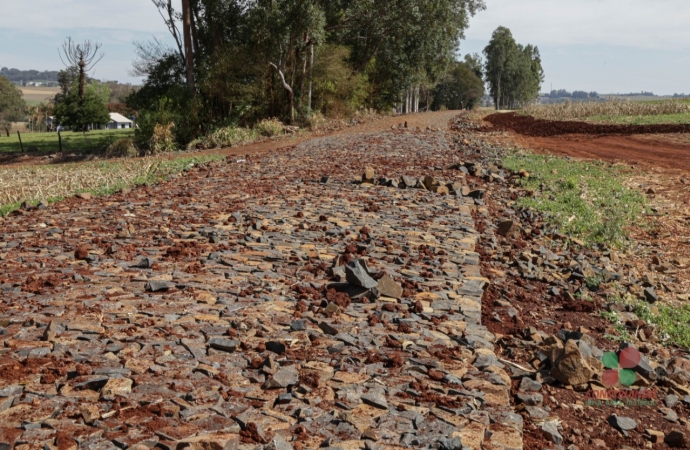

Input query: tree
[464,53,484,79]
[431,61,484,111]
[0,75,26,137]
[54,84,110,131]
[135,0,486,141]
[59,38,104,103]
[483,26,543,109]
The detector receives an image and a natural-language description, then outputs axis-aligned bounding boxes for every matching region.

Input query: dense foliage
[127,0,486,147]
[53,68,110,131]
[431,61,485,111]
[0,76,26,136]
[483,26,544,109]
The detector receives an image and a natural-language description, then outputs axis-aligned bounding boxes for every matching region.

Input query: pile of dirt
[484,112,690,137]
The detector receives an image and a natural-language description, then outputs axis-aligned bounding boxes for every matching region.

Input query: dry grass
[524,99,690,121]
[0,155,222,216]
[0,160,157,208]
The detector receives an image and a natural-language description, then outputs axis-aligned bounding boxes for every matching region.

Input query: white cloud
[467,0,690,50]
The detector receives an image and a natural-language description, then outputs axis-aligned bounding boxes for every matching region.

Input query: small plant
[600,310,634,343]
[105,138,139,158]
[148,123,177,154]
[253,118,284,137]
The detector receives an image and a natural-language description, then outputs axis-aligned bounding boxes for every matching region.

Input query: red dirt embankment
[485,112,690,137]
[484,112,690,170]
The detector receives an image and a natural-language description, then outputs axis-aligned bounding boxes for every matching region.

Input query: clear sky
[1,0,689,95]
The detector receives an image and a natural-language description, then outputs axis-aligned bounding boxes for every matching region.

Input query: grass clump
[105,138,139,158]
[148,123,177,154]
[253,118,284,137]
[188,126,259,150]
[503,153,645,246]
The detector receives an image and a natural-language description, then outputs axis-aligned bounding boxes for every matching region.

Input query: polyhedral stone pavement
[0,128,522,449]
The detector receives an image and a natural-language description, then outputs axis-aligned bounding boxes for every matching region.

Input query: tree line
[1,0,548,148]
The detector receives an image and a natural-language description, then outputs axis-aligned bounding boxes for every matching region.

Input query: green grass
[587,112,690,125]
[0,129,134,154]
[503,153,645,246]
[636,303,690,349]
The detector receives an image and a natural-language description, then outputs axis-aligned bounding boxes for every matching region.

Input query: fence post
[17,131,24,152]
[58,131,63,155]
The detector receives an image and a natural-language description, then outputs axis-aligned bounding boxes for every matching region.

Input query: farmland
[19,85,60,105]
[524,98,690,125]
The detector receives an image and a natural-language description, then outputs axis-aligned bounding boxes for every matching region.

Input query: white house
[108,113,134,130]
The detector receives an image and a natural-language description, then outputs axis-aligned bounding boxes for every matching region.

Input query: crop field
[0,129,134,154]
[524,99,690,125]
[19,86,60,106]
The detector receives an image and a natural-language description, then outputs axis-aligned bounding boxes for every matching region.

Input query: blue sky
[1,0,689,95]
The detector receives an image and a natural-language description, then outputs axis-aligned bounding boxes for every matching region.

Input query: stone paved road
[0,121,522,450]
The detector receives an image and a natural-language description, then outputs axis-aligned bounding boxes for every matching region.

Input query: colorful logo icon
[602,347,641,387]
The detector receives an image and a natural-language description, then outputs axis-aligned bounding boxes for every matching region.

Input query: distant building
[108,113,133,129]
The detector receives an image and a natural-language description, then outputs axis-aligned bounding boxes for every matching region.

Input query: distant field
[587,112,690,126]
[20,86,60,106]
[524,99,690,125]
[0,129,134,154]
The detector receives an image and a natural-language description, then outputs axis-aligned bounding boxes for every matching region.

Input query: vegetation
[0,76,27,136]
[524,99,690,122]
[431,60,485,110]
[635,303,690,349]
[0,129,133,154]
[0,154,223,217]
[484,26,544,110]
[51,39,110,132]
[105,138,138,158]
[503,153,645,246]
[127,0,487,150]
[0,67,59,85]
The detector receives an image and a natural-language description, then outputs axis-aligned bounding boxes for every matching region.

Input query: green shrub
[105,138,139,158]
[253,118,284,137]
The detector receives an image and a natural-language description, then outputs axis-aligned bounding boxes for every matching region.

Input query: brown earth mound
[485,112,690,137]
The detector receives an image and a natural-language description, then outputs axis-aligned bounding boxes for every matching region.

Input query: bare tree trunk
[308,41,314,112]
[181,0,195,94]
[298,34,308,113]
[270,62,295,124]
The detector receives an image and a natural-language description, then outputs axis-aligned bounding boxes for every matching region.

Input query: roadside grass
[636,303,690,350]
[503,153,645,246]
[587,112,690,125]
[598,295,690,349]
[0,154,224,217]
[0,129,134,154]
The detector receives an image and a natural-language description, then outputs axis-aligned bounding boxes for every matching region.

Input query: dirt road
[514,133,690,170]
[0,111,461,169]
